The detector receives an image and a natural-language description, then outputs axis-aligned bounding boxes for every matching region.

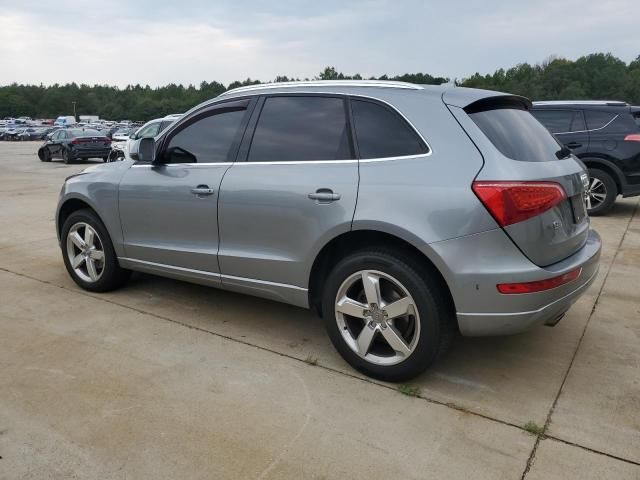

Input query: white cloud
[0,0,637,87]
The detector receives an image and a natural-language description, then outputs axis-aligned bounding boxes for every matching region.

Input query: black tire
[321,249,455,382]
[102,156,108,163]
[61,209,131,292]
[586,168,617,215]
[39,148,51,162]
[63,149,73,164]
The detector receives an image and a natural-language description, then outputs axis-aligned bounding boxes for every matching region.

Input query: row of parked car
[36,114,183,164]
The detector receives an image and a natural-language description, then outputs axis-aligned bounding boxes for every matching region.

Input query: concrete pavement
[0,142,638,479]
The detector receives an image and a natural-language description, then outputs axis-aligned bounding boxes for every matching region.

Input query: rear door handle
[308,189,341,203]
[565,142,582,149]
[191,185,215,196]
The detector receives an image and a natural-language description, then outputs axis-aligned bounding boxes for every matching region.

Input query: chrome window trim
[130,154,430,168]
[139,91,433,166]
[118,257,307,292]
[219,80,423,97]
[552,114,619,135]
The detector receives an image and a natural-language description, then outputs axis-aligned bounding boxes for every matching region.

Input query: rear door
[118,99,253,275]
[462,100,589,267]
[217,95,358,300]
[531,108,590,157]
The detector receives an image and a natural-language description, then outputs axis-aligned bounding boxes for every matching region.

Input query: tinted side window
[351,99,428,159]
[585,110,616,130]
[138,122,161,138]
[469,108,562,162]
[531,109,573,133]
[164,108,246,163]
[248,96,352,162]
[633,112,640,128]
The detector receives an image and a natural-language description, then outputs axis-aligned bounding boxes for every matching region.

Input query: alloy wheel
[586,177,607,210]
[66,222,105,283]
[334,270,421,366]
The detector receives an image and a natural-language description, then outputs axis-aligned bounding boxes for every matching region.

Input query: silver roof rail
[532,100,628,106]
[219,80,424,97]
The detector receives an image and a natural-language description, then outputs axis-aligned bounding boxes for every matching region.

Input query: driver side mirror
[138,137,156,163]
[129,132,137,140]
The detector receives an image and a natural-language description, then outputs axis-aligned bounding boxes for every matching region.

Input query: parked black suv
[531,101,640,214]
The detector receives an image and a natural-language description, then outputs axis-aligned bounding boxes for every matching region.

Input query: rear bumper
[70,147,111,159]
[428,228,601,336]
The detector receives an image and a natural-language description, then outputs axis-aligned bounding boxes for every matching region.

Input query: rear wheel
[61,209,131,292]
[322,249,454,382]
[586,168,617,215]
[63,149,73,164]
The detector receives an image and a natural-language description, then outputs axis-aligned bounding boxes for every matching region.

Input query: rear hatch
[452,94,590,267]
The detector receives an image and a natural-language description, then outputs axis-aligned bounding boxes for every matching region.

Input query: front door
[218,95,358,303]
[118,99,253,276]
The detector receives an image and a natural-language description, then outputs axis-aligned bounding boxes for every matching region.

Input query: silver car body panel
[56,82,602,336]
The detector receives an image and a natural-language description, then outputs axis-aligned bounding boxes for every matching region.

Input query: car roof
[210,80,519,110]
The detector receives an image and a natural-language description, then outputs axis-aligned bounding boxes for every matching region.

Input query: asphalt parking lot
[0,141,638,479]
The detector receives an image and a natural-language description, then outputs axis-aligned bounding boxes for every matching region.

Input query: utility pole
[72,101,77,121]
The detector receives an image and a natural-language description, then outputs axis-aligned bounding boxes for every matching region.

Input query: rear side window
[351,99,428,159]
[585,110,616,130]
[469,108,563,162]
[248,96,352,162]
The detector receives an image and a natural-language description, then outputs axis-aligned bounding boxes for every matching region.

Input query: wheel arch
[579,157,624,194]
[308,228,457,321]
[56,196,105,242]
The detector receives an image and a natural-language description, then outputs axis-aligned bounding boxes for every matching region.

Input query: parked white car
[123,114,182,160]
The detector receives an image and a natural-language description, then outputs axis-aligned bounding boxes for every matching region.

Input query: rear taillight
[497,267,582,294]
[472,181,567,227]
[624,134,640,142]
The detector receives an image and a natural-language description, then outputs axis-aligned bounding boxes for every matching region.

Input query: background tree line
[1,52,638,122]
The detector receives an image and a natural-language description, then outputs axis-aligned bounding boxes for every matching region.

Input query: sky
[0,0,637,88]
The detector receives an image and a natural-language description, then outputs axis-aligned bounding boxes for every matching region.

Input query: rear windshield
[633,112,640,128]
[69,129,100,137]
[469,108,563,162]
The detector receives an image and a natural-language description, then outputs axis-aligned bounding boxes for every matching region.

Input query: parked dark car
[38,128,112,164]
[2,126,21,141]
[531,101,640,214]
[19,127,49,141]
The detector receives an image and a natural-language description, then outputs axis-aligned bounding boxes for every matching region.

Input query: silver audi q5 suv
[56,81,601,381]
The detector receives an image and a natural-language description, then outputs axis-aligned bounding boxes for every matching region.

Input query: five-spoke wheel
[323,249,454,382]
[66,222,105,283]
[61,209,130,292]
[335,270,420,366]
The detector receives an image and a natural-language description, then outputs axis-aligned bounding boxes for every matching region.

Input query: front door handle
[308,189,341,203]
[191,185,215,196]
[565,142,582,149]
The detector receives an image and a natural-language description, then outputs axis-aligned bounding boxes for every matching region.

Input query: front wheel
[63,149,73,164]
[39,148,51,162]
[322,249,454,382]
[586,168,617,215]
[61,209,131,292]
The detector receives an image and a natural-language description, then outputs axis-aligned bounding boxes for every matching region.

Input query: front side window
[137,122,161,138]
[530,109,575,133]
[351,99,428,159]
[248,96,352,162]
[163,108,246,163]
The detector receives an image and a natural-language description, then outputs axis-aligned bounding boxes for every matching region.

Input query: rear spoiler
[442,87,532,112]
